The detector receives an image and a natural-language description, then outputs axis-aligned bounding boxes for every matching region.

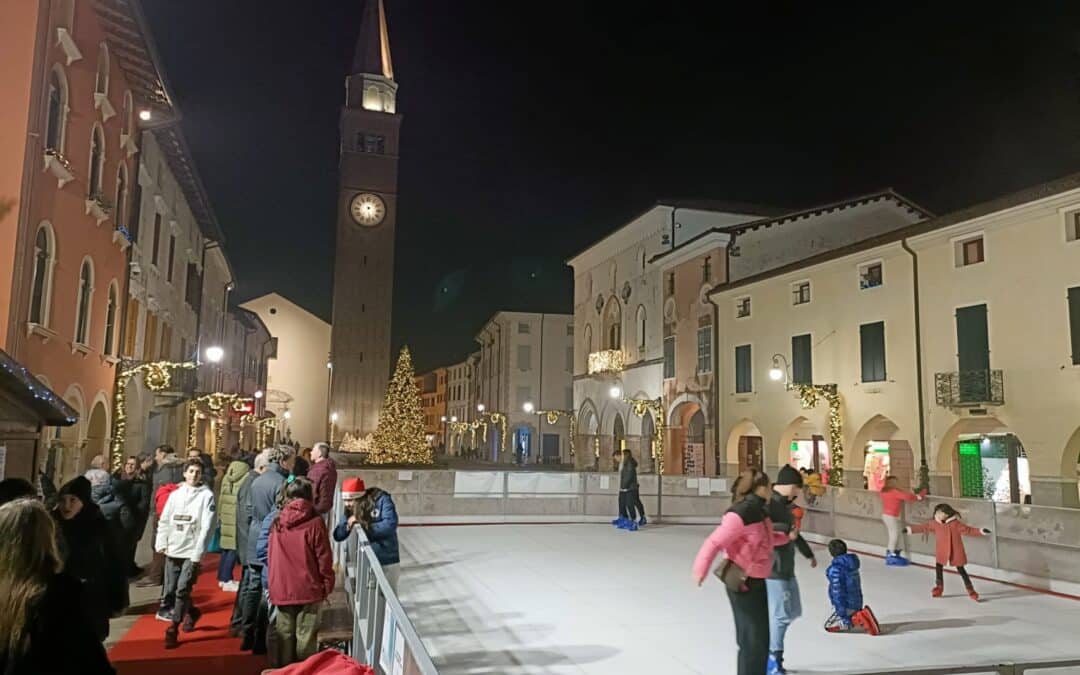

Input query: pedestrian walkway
[398,523,1080,674]
[108,553,265,675]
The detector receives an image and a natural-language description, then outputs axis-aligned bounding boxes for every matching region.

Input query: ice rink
[395,523,1080,675]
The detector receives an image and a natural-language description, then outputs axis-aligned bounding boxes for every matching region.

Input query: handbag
[714,558,748,592]
[207,525,222,553]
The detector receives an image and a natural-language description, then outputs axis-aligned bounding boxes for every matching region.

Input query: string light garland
[624,397,665,475]
[532,409,576,457]
[110,360,197,470]
[789,383,844,487]
[369,347,433,464]
[186,392,254,452]
[257,416,277,449]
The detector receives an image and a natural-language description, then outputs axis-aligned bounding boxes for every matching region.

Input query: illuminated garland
[487,412,508,456]
[110,360,197,471]
[447,413,510,456]
[789,383,844,487]
[624,397,665,475]
[238,413,257,448]
[257,416,277,448]
[535,409,576,457]
[186,392,254,452]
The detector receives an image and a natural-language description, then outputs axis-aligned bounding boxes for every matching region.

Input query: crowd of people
[0,439,402,673]
[692,466,990,675]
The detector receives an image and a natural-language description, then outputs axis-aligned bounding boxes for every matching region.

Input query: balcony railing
[587,349,625,375]
[934,369,1004,407]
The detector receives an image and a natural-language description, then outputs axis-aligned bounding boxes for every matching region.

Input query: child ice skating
[823,539,880,635]
[906,503,990,601]
[879,476,924,566]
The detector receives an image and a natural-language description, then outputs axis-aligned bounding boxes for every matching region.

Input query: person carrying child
[823,539,880,635]
[906,503,990,601]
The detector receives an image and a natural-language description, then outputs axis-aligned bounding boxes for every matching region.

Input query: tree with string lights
[369,346,432,464]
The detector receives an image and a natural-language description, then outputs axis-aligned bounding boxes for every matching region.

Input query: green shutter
[735,344,752,393]
[1069,287,1080,366]
[860,322,886,382]
[792,334,812,384]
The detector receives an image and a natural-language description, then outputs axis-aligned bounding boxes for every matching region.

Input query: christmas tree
[369,346,432,464]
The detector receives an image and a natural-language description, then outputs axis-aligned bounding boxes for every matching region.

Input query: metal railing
[331,483,438,674]
[849,659,1080,674]
[934,369,1005,407]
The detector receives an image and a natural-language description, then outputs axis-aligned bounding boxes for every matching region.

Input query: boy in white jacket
[156,459,216,649]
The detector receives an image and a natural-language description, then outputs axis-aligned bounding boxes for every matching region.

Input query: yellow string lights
[186,392,254,452]
[110,360,197,470]
[369,347,433,464]
[789,383,844,487]
[624,397,665,475]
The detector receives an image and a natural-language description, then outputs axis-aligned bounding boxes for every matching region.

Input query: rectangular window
[160,321,172,361]
[860,321,887,382]
[666,272,675,295]
[357,132,386,154]
[792,281,811,305]
[516,386,531,407]
[792,334,812,385]
[735,344,752,393]
[736,296,751,318]
[518,322,530,334]
[123,297,140,356]
[566,324,574,336]
[957,235,985,266]
[663,335,675,379]
[1069,287,1080,365]
[151,212,162,265]
[517,344,532,370]
[143,312,158,361]
[167,235,176,282]
[1070,213,1080,242]
[859,262,883,289]
[702,256,712,283]
[697,326,712,373]
[565,346,573,371]
[566,386,574,409]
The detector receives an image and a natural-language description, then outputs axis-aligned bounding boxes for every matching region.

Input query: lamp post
[326,359,334,440]
[769,353,791,385]
[440,415,449,454]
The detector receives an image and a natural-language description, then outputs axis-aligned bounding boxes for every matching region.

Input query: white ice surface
[396,523,1080,675]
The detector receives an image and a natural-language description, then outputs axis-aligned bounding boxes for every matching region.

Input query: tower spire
[353,0,394,80]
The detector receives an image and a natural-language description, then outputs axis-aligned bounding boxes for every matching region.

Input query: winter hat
[775,465,804,487]
[341,477,366,499]
[83,468,111,487]
[59,476,93,505]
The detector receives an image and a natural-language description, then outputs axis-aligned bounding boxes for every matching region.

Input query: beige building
[709,175,1080,507]
[241,293,331,448]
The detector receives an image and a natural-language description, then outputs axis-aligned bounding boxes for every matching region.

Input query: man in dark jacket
[137,445,186,587]
[765,465,817,675]
[237,445,292,651]
[229,449,268,636]
[307,442,338,518]
[614,449,643,530]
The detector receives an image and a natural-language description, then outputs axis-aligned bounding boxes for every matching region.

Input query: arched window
[28,223,56,325]
[114,163,127,232]
[363,86,381,111]
[121,90,133,137]
[95,43,109,96]
[74,258,93,345]
[602,297,622,350]
[88,125,104,199]
[583,323,592,357]
[636,305,647,350]
[45,67,68,151]
[103,282,118,356]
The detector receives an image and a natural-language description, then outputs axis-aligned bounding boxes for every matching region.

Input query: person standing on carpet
[264,477,334,667]
[52,476,128,642]
[239,445,293,652]
[0,498,115,675]
[217,458,250,591]
[230,449,269,637]
[137,445,186,588]
[156,459,217,649]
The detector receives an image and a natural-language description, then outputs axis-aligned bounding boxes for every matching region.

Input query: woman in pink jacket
[693,470,791,675]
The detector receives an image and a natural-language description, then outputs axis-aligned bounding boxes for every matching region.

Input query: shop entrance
[957,433,1029,503]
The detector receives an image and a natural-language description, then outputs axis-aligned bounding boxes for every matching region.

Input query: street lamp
[769,354,790,383]
[522,401,535,413]
[477,403,485,413]
[254,390,264,399]
[608,385,622,400]
[205,345,224,363]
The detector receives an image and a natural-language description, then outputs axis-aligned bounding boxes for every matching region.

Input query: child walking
[906,503,990,601]
[879,476,924,566]
[823,539,880,635]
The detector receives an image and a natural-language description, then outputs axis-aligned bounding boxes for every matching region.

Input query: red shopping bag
[262,649,375,675]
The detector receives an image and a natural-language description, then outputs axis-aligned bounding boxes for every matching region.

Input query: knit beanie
[59,476,93,505]
[775,465,804,487]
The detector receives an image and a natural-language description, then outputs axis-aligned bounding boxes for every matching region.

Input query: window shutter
[791,334,812,384]
[1069,287,1080,365]
[735,345,752,393]
[860,322,886,382]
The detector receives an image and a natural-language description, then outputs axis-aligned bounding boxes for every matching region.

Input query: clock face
[350,193,386,226]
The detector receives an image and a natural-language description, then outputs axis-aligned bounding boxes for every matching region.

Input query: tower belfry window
[356,132,385,154]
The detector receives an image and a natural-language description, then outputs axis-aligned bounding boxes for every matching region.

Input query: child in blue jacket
[824,539,880,635]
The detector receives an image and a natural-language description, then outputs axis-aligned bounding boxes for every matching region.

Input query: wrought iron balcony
[934,369,1004,407]
[587,349,625,375]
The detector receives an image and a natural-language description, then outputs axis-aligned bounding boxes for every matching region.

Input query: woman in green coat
[217,460,250,588]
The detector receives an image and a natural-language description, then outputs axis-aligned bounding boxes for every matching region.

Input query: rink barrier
[331,483,438,674]
[333,468,1080,588]
[848,658,1080,674]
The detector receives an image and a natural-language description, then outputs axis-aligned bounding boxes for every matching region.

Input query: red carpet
[108,554,267,675]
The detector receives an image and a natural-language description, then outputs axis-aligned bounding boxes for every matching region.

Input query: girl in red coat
[906,503,990,601]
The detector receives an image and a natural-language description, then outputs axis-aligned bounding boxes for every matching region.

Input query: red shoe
[931,585,943,598]
[967,588,980,602]
[854,606,881,635]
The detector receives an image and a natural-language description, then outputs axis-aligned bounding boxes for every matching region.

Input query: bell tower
[329,0,400,439]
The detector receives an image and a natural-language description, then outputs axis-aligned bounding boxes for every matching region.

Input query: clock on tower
[329,0,400,439]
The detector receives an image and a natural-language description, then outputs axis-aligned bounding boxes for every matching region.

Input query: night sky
[142,1,1080,372]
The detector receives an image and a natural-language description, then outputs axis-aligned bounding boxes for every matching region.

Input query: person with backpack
[155,459,217,649]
